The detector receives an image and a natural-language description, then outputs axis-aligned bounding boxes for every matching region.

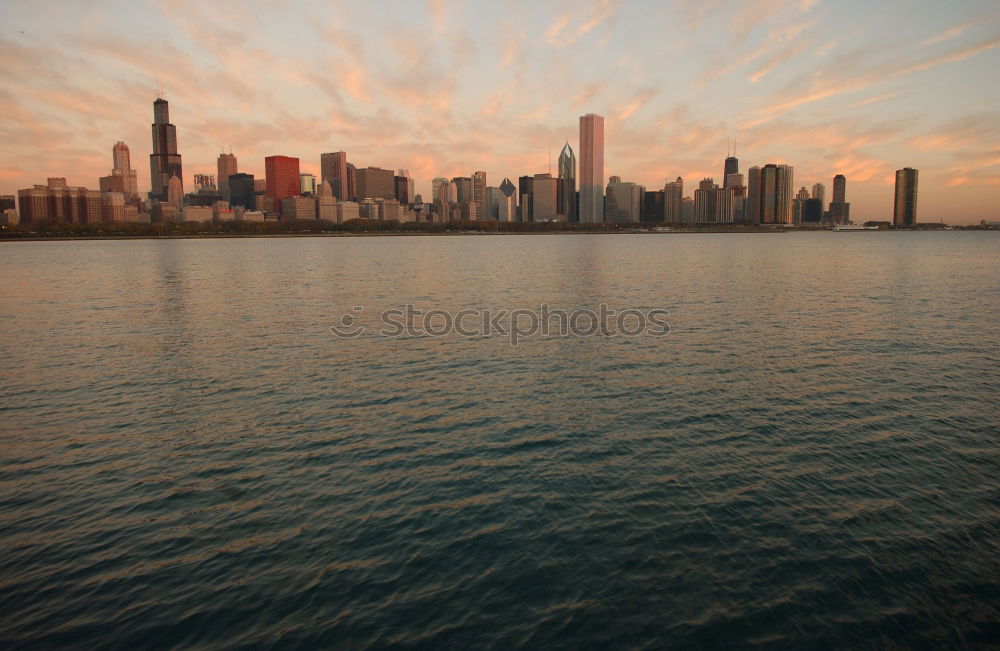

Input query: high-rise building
[802,198,824,223]
[167,174,183,209]
[694,179,735,224]
[346,163,357,202]
[746,164,794,224]
[397,169,414,204]
[499,177,517,222]
[829,174,850,224]
[300,173,317,195]
[531,173,558,222]
[643,190,664,222]
[265,155,301,215]
[472,171,487,220]
[228,173,256,210]
[812,183,825,206]
[149,97,182,201]
[394,175,411,205]
[579,113,604,223]
[356,167,395,200]
[518,175,534,221]
[893,168,918,226]
[321,152,349,201]
[793,186,810,224]
[557,142,577,221]
[217,152,238,201]
[452,177,472,205]
[723,156,739,189]
[110,141,139,202]
[664,177,683,223]
[606,176,642,223]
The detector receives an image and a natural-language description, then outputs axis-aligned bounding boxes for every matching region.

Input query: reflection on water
[1,233,998,648]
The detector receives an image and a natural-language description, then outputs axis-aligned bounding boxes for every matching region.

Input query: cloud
[920,21,976,47]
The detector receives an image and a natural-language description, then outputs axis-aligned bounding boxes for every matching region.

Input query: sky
[1,0,999,223]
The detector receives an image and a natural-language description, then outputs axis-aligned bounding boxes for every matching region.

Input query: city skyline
[1,0,999,223]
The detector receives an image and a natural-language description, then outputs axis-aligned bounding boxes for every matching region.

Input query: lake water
[1,232,998,648]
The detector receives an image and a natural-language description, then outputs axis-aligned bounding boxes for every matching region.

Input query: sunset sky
[1,0,998,223]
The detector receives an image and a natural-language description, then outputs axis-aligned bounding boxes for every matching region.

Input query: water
[1,232,998,649]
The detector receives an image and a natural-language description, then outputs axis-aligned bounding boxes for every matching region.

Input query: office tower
[793,186,809,224]
[681,197,694,224]
[498,177,517,222]
[452,176,472,205]
[149,97,183,201]
[346,163,357,201]
[531,173,558,221]
[228,173,256,210]
[832,174,846,204]
[893,168,918,226]
[431,177,449,202]
[300,173,317,195]
[355,167,395,200]
[394,175,411,205]
[265,155,301,215]
[829,174,850,224]
[723,156,739,188]
[194,174,216,193]
[100,191,126,223]
[253,179,266,193]
[99,175,126,194]
[397,169,414,202]
[109,141,139,202]
[606,176,642,223]
[167,174,183,209]
[579,113,605,223]
[518,175,534,221]
[694,180,735,224]
[802,198,823,223]
[557,142,577,221]
[472,171,487,220]
[664,177,683,223]
[812,183,825,206]
[643,190,664,222]
[321,152,350,201]
[217,152,237,201]
[746,164,794,224]
[0,196,14,212]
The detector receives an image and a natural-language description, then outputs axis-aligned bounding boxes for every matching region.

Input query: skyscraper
[606,176,642,223]
[356,167,395,200]
[531,174,558,221]
[111,141,138,202]
[300,173,317,194]
[664,177,683,224]
[579,113,604,223]
[557,142,577,221]
[149,97,182,201]
[746,164,794,224]
[265,155,301,215]
[723,156,739,189]
[228,173,256,210]
[321,152,349,201]
[811,183,825,206]
[472,171,487,220]
[893,168,918,226]
[217,153,238,201]
[829,174,850,224]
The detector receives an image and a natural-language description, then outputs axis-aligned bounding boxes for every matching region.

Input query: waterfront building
[893,168,918,226]
[579,113,605,223]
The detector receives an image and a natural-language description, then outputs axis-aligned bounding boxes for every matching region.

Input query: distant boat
[832,224,878,231]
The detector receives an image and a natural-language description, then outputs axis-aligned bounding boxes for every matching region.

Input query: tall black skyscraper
[149,97,182,201]
[723,156,739,188]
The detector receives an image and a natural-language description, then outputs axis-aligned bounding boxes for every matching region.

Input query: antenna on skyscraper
[156,74,163,100]
[733,136,737,157]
